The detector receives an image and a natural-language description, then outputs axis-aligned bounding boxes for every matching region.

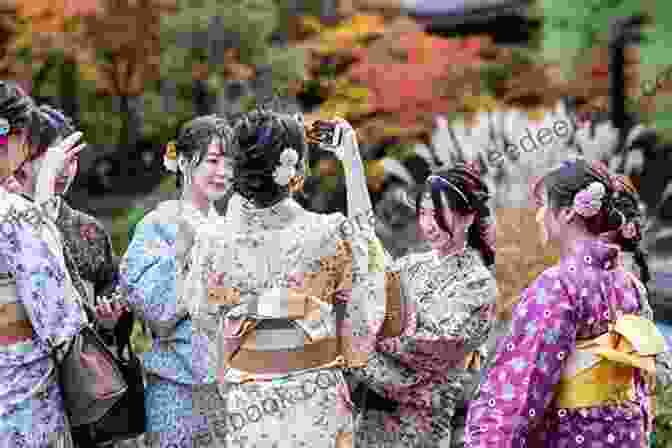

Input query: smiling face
[417,190,474,252]
[189,137,234,202]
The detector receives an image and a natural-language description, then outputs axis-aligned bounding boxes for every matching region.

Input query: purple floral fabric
[466,239,651,448]
[0,191,84,447]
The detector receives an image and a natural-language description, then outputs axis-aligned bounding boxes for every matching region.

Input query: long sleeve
[119,211,205,383]
[0,217,83,347]
[120,215,178,322]
[466,273,576,448]
[378,267,496,373]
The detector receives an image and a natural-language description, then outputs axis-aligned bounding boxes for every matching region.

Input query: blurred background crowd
[2,0,672,443]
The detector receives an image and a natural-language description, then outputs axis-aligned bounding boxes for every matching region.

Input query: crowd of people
[0,78,670,448]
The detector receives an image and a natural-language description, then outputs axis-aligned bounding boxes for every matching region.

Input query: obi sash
[554,313,665,409]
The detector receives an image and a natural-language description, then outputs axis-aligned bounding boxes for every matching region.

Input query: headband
[427,175,470,206]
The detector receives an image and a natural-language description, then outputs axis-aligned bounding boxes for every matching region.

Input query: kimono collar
[234,194,302,232]
[180,199,217,228]
[563,238,621,271]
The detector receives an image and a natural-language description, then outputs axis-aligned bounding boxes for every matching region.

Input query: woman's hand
[95,298,128,330]
[34,132,87,205]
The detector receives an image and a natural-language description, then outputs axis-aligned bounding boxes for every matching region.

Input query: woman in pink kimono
[466,158,665,448]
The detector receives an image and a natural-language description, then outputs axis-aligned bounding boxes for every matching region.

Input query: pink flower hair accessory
[621,221,638,239]
[573,182,606,217]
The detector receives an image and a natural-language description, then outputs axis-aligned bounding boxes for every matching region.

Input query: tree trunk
[192,79,211,116]
[118,95,144,180]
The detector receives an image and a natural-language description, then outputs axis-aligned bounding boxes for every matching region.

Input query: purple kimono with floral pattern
[466,239,651,448]
[0,190,84,447]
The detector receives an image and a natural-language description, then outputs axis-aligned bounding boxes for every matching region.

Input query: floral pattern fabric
[55,198,117,302]
[185,195,387,447]
[466,239,651,448]
[118,200,217,447]
[0,189,83,448]
[354,248,497,448]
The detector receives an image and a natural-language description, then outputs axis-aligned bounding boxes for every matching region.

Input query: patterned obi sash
[0,272,33,343]
[554,314,665,409]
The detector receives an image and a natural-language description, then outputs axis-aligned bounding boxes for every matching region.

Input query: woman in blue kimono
[116,115,236,448]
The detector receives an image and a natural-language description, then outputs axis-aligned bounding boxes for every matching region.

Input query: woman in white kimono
[115,115,236,447]
[0,81,87,447]
[185,111,390,447]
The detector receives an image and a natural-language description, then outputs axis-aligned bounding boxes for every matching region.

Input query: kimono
[54,197,117,304]
[466,239,656,448]
[0,189,84,448]
[185,194,388,447]
[354,247,498,448]
[118,200,217,448]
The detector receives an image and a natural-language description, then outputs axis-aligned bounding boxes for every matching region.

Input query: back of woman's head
[416,162,495,267]
[540,158,624,235]
[172,114,233,189]
[26,104,75,161]
[0,82,34,130]
[233,110,307,208]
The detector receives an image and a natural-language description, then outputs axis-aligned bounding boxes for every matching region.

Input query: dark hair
[0,81,34,131]
[26,104,75,161]
[542,159,624,235]
[415,163,495,267]
[611,175,651,284]
[233,110,307,208]
[172,114,233,190]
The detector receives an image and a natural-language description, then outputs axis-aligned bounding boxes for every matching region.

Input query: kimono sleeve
[466,273,576,448]
[118,213,178,322]
[0,220,82,344]
[378,268,497,372]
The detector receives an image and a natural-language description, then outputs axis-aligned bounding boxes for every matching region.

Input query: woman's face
[190,138,234,201]
[417,190,474,251]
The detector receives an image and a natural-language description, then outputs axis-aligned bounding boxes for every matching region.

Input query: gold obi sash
[554,314,666,409]
[209,239,408,376]
[0,273,33,341]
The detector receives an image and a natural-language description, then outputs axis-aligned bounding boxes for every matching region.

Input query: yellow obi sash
[554,314,666,409]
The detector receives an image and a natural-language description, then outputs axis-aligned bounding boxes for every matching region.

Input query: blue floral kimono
[0,189,84,447]
[119,201,216,448]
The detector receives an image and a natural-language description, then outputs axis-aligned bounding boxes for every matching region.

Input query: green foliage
[385,143,416,162]
[655,383,672,447]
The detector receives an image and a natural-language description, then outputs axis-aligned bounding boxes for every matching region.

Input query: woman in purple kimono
[0,82,86,447]
[7,104,117,306]
[466,158,665,448]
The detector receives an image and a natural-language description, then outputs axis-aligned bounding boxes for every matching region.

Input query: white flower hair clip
[573,182,606,217]
[273,147,298,186]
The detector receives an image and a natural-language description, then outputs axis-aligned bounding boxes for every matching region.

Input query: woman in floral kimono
[466,158,666,447]
[0,81,86,447]
[116,115,235,447]
[185,111,389,447]
[7,105,117,305]
[351,163,498,448]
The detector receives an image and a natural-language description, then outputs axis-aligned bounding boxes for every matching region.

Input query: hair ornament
[164,141,178,173]
[620,220,639,240]
[573,181,606,217]
[0,118,10,136]
[427,175,470,206]
[273,147,298,186]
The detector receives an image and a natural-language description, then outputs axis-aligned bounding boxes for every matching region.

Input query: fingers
[65,143,87,160]
[60,132,84,151]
